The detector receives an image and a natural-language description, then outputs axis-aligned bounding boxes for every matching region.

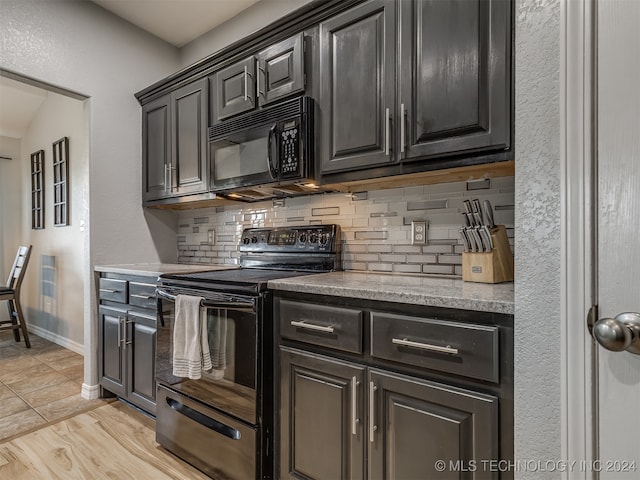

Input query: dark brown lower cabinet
[280,347,498,480]
[368,369,498,480]
[98,307,156,415]
[280,348,365,480]
[98,273,157,415]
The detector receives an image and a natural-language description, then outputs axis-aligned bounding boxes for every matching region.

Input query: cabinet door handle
[385,107,391,156]
[290,320,334,334]
[400,103,406,154]
[121,319,135,350]
[130,294,152,300]
[391,337,459,355]
[164,163,169,192]
[244,66,249,101]
[369,381,377,442]
[117,316,122,348]
[168,163,174,192]
[351,376,359,435]
[257,65,265,97]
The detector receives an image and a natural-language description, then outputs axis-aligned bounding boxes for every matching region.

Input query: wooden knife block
[462,225,514,283]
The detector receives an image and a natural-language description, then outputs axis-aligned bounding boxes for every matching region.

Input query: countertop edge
[268,278,514,315]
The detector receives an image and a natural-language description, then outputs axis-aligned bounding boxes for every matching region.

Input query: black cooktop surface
[159,268,319,294]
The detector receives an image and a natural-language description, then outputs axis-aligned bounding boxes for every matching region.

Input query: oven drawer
[98,278,127,303]
[371,312,499,383]
[128,281,157,309]
[279,299,363,354]
[156,385,256,480]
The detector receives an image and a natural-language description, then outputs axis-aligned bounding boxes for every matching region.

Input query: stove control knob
[309,234,318,243]
[251,236,258,244]
[243,237,250,245]
[319,234,329,246]
[299,233,307,243]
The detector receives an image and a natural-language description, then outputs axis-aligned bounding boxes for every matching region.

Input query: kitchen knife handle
[483,200,496,228]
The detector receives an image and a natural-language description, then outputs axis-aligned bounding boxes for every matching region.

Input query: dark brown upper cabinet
[398,0,511,161]
[142,78,208,204]
[257,32,305,106]
[142,94,171,202]
[319,0,397,174]
[171,78,209,195]
[212,56,256,123]
[319,0,511,178]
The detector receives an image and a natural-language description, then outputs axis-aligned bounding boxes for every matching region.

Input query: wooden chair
[0,245,32,348]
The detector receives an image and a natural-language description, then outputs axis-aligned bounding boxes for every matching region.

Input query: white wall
[514,0,562,473]
[15,92,87,349]
[180,0,314,67]
[0,136,23,286]
[0,0,181,390]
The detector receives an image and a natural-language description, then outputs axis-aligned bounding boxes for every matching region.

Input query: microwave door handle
[266,123,278,179]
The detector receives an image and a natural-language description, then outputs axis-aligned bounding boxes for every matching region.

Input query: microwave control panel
[280,120,300,177]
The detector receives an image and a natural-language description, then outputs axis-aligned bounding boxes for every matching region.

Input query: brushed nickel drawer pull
[290,320,335,334]
[391,338,459,355]
[130,294,153,300]
[100,288,118,294]
[131,282,156,288]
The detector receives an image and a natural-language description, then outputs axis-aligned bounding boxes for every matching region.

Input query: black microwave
[208,96,315,197]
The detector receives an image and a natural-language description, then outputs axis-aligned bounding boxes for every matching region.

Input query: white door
[594,0,640,476]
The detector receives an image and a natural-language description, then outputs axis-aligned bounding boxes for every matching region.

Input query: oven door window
[162,306,259,425]
[210,123,277,191]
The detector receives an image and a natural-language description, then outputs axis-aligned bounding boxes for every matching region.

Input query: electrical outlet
[207,229,215,245]
[411,221,428,245]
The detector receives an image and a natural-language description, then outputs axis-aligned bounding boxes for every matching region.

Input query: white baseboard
[81,383,100,400]
[28,324,84,355]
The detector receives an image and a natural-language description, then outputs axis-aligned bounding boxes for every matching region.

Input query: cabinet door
[319,0,396,174]
[142,94,171,201]
[280,347,365,480]
[368,369,499,480]
[98,306,126,397]
[257,33,305,106]
[213,56,256,122]
[171,78,208,196]
[398,0,511,161]
[126,312,157,414]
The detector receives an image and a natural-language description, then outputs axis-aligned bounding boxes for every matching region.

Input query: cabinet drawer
[279,299,363,354]
[371,312,499,382]
[99,278,127,303]
[128,281,157,310]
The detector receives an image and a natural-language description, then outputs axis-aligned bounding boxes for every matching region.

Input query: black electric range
[154,225,341,480]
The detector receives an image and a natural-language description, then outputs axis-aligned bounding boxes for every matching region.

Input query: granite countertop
[268,272,514,314]
[94,263,237,277]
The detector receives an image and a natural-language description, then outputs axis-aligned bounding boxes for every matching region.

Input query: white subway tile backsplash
[176,176,515,278]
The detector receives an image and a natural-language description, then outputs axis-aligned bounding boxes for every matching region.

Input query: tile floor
[0,330,109,443]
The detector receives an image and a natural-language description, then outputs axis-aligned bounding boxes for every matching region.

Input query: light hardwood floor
[0,401,210,479]
[1,332,209,479]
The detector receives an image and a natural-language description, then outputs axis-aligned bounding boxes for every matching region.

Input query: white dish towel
[173,294,212,380]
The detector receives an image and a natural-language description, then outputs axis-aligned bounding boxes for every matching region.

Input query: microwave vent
[209,96,310,141]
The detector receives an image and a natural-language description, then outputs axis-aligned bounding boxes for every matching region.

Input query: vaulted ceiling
[90,0,261,47]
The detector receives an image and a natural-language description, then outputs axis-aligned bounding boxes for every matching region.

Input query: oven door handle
[156,289,256,312]
[166,397,241,440]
